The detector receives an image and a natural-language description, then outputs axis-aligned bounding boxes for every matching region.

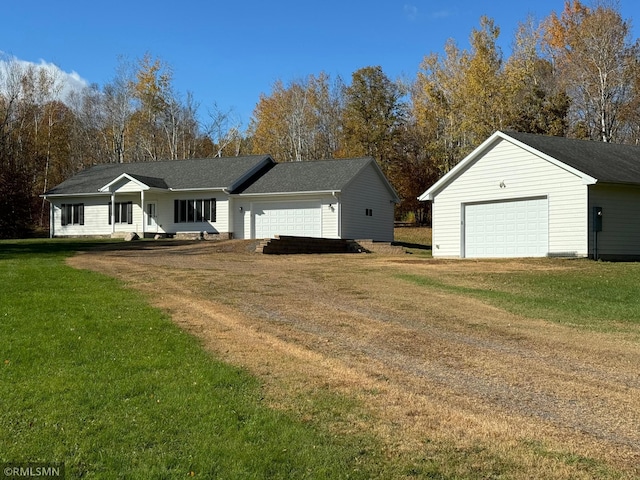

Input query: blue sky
[3,1,640,128]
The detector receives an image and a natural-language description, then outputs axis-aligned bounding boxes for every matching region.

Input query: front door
[146,202,158,231]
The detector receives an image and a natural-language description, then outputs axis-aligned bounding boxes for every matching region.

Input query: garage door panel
[465,198,548,258]
[254,202,321,239]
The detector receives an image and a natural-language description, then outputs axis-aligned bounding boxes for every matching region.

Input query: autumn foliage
[2,2,639,235]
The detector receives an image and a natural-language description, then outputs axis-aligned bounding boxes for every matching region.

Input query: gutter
[236,190,341,197]
[169,187,228,192]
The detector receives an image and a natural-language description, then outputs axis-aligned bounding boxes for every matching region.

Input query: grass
[393,227,432,256]
[398,259,640,333]
[0,240,385,479]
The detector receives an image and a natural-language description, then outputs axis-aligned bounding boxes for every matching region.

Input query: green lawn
[398,258,640,333]
[0,240,381,479]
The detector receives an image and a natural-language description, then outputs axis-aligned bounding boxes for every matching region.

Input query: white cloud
[0,52,89,102]
[404,4,419,21]
[430,9,455,19]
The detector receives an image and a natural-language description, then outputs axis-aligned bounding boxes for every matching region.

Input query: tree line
[1,0,638,236]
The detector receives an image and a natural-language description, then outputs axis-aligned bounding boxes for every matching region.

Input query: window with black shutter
[173,198,217,223]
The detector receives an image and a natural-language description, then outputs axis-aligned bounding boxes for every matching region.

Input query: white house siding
[589,184,640,259]
[432,138,588,258]
[113,179,144,193]
[51,192,229,237]
[232,195,338,240]
[340,163,395,242]
[51,195,112,237]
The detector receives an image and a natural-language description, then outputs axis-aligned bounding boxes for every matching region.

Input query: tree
[102,57,136,163]
[413,18,506,173]
[205,102,242,157]
[340,66,407,176]
[461,16,506,141]
[542,0,639,142]
[414,39,470,173]
[0,59,43,236]
[250,73,343,161]
[503,17,569,135]
[129,53,174,160]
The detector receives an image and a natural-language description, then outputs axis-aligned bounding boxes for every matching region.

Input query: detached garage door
[254,201,322,239]
[464,197,548,258]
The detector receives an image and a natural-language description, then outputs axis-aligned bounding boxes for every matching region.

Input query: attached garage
[254,201,322,238]
[233,157,399,242]
[464,197,548,258]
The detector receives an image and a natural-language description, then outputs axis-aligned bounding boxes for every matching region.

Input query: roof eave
[168,187,229,192]
[99,173,151,192]
[237,190,340,197]
[418,131,505,201]
[41,192,112,199]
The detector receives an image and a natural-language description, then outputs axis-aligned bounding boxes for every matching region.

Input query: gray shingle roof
[505,131,640,185]
[45,155,273,195]
[236,157,376,194]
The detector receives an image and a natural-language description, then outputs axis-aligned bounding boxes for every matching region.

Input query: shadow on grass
[0,238,199,260]
[391,241,432,251]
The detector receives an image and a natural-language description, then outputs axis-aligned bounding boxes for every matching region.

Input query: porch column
[141,190,145,237]
[49,202,54,238]
[111,193,116,234]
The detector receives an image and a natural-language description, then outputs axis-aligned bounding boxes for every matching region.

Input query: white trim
[99,173,151,192]
[42,192,111,198]
[168,187,228,192]
[238,190,340,197]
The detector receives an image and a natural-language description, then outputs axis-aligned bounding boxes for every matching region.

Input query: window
[365,208,373,216]
[61,204,84,226]
[174,199,216,223]
[108,202,133,224]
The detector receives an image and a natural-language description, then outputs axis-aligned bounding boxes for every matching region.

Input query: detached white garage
[420,131,640,260]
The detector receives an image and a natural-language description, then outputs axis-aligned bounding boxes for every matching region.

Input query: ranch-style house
[44,155,400,242]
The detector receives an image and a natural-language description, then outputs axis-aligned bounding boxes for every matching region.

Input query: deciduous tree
[250,73,343,161]
[340,66,407,176]
[542,0,639,142]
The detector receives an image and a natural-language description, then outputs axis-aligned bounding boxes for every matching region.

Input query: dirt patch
[68,241,640,478]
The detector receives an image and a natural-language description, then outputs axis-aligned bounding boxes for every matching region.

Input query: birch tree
[542,0,638,142]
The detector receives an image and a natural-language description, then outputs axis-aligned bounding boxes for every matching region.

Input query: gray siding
[589,184,640,259]
[340,163,395,242]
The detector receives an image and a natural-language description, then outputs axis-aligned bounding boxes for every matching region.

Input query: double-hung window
[109,202,133,224]
[61,203,84,226]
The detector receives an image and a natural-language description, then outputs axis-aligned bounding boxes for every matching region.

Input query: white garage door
[464,197,548,258]
[254,202,322,239]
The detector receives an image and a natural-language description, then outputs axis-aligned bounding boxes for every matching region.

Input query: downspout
[335,192,341,239]
[111,192,116,234]
[223,188,230,238]
[48,199,53,238]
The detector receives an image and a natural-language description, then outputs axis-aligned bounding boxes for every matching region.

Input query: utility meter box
[593,206,603,232]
